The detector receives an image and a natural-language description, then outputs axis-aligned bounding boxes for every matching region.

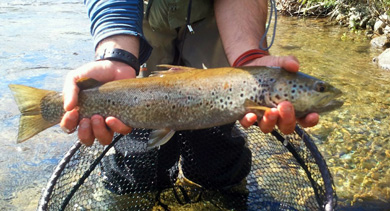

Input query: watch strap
[95,48,140,75]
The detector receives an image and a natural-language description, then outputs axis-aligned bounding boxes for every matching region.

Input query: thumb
[63,71,80,111]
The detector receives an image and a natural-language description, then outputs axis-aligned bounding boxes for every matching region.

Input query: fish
[8,65,343,148]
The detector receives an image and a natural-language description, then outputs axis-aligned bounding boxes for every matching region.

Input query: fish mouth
[313,91,344,114]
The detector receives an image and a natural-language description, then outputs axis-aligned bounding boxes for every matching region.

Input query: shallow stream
[0,0,389,210]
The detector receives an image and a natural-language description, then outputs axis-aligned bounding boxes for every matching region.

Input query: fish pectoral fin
[147,129,176,150]
[244,99,271,121]
[244,99,271,112]
[76,78,103,90]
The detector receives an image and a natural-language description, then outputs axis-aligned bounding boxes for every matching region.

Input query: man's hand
[60,60,134,146]
[239,55,319,134]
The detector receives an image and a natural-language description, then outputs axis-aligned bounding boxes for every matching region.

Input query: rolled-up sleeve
[85,0,152,64]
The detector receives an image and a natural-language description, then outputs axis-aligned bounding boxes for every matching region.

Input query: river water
[0,0,389,210]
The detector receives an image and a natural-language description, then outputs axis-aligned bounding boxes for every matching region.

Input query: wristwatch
[95,48,140,75]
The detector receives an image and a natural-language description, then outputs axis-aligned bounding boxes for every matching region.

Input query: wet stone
[376,48,390,70]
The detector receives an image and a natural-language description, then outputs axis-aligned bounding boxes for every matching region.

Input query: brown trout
[9,65,343,148]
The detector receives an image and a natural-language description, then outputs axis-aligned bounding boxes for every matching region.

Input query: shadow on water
[0,1,389,210]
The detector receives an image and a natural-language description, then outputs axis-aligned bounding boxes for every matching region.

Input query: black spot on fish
[172,105,176,109]
[293,84,297,88]
[275,94,281,100]
[240,93,244,98]
[291,90,296,93]
[270,78,275,82]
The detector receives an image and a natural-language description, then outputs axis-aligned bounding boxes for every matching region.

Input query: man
[60,0,319,191]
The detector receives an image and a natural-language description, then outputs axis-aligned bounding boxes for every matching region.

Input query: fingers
[276,101,296,134]
[239,113,257,128]
[63,70,81,111]
[77,115,132,146]
[78,118,95,146]
[298,113,319,128]
[91,115,114,145]
[280,55,300,73]
[245,101,313,135]
[106,117,132,135]
[259,108,278,133]
[60,110,79,133]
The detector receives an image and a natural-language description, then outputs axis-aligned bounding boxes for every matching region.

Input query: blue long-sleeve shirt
[84,0,152,64]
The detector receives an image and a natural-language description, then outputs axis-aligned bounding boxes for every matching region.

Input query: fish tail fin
[8,84,61,143]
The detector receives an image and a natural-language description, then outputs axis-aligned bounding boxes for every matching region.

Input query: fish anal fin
[76,78,103,90]
[147,129,176,150]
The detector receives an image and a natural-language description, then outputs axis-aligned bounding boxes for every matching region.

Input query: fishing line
[260,0,278,51]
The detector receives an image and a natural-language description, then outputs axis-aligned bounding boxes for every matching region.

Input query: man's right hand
[60,60,134,146]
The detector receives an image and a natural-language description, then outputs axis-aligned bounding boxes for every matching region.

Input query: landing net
[38,123,337,210]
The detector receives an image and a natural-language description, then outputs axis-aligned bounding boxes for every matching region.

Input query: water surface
[0,1,389,210]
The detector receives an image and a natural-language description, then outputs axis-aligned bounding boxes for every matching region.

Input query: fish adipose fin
[8,84,60,143]
[147,129,176,150]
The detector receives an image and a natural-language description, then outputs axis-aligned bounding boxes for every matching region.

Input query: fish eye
[315,82,327,92]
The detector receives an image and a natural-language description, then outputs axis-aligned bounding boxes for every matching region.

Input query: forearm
[214,0,268,65]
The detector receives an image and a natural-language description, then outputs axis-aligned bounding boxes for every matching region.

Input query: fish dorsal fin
[150,65,197,77]
[147,129,176,150]
[76,78,103,90]
[156,64,196,71]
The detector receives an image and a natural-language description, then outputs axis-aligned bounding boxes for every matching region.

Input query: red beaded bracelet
[232,49,270,67]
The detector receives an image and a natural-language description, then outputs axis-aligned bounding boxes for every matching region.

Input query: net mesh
[38,123,337,210]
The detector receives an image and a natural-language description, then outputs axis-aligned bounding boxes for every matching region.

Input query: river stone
[370,35,390,49]
[377,48,390,70]
[374,19,385,34]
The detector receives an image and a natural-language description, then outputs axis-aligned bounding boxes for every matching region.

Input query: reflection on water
[0,0,389,210]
